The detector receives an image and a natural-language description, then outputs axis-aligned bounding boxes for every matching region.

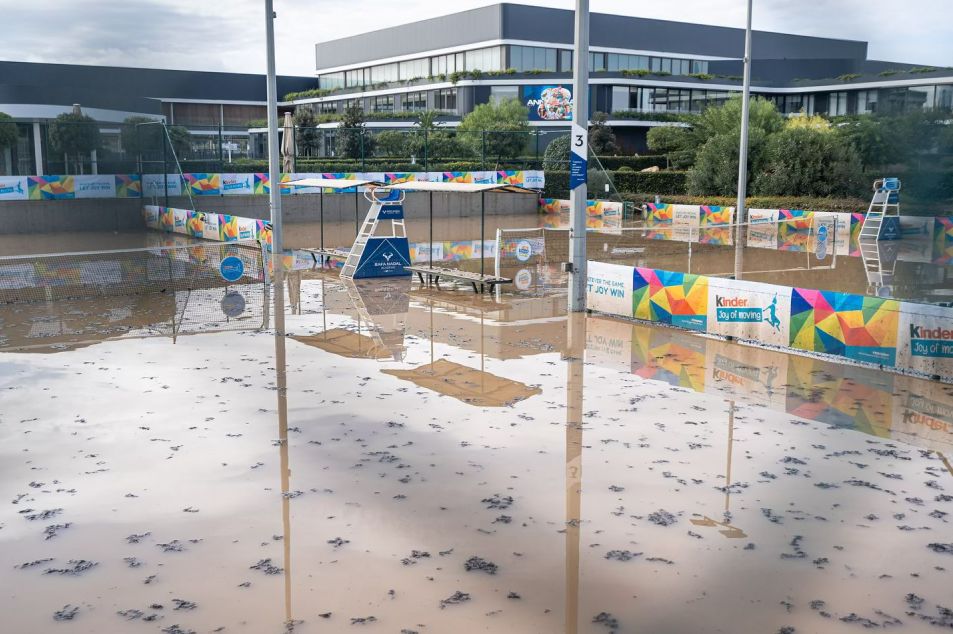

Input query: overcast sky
[1,0,950,76]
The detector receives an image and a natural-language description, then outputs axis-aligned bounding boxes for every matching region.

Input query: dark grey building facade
[299,3,953,151]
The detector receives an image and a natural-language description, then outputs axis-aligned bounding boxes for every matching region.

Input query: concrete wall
[0,192,538,235]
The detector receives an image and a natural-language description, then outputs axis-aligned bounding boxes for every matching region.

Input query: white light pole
[568,0,589,312]
[733,0,753,280]
[265,0,283,254]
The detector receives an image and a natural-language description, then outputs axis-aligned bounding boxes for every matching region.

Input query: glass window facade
[372,95,394,112]
[435,88,457,112]
[465,47,503,72]
[369,63,399,84]
[399,58,429,81]
[404,91,427,111]
[319,72,345,90]
[490,85,519,104]
[509,46,557,72]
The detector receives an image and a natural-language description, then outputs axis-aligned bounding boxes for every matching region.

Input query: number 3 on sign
[573,134,583,147]
[571,123,587,158]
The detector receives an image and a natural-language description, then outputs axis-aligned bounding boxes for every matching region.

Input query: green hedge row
[543,170,688,198]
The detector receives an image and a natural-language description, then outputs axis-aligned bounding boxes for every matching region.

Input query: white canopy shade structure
[382,181,536,195]
[283,178,383,190]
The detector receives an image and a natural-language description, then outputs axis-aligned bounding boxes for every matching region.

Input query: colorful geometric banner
[789,288,899,367]
[633,267,708,331]
[184,173,221,196]
[115,174,142,198]
[28,175,74,200]
[699,205,733,226]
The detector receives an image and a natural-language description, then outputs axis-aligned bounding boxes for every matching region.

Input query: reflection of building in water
[587,315,953,454]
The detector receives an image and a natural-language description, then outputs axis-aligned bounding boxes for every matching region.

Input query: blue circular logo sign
[220,256,244,282]
[816,224,829,241]
[515,240,533,262]
[221,291,246,317]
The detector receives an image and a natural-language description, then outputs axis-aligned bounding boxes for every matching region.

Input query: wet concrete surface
[2,263,952,633]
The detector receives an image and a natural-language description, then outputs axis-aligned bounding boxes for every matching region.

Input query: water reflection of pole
[272,256,293,628]
[725,400,735,515]
[564,312,586,634]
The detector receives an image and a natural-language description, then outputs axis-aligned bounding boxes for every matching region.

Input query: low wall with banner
[586,260,953,382]
[0,170,543,201]
[144,205,499,268]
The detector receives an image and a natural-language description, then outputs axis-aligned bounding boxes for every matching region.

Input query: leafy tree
[166,126,191,159]
[834,116,890,170]
[646,125,694,169]
[49,111,101,174]
[542,134,571,171]
[682,96,783,196]
[336,105,369,159]
[588,111,619,155]
[785,113,831,132]
[373,129,417,159]
[293,108,321,157]
[753,126,864,197]
[457,98,529,162]
[0,112,18,153]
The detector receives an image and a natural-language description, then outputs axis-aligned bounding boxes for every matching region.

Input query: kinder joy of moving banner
[789,288,899,367]
[707,277,790,347]
[0,176,29,200]
[896,302,953,378]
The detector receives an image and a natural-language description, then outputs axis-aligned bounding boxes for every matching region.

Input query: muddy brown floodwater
[1,231,952,633]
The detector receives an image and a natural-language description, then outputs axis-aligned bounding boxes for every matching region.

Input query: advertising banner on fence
[523,170,545,189]
[172,208,189,234]
[707,277,790,347]
[74,175,116,199]
[896,302,953,378]
[143,205,160,229]
[221,173,254,196]
[114,174,141,198]
[143,174,183,197]
[29,175,74,200]
[633,267,708,331]
[699,205,733,226]
[672,204,701,228]
[587,261,634,317]
[185,173,221,196]
[201,212,221,241]
[790,288,899,367]
[0,263,37,289]
[0,176,28,200]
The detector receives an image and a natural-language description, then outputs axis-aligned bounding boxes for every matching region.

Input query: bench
[404,265,512,294]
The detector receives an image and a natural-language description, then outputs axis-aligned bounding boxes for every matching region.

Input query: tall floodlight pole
[733,0,754,280]
[265,0,284,254]
[568,0,590,312]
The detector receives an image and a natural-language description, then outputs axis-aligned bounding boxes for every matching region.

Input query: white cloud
[0,0,949,76]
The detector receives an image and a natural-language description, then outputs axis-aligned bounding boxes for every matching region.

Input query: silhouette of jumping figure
[765,295,781,332]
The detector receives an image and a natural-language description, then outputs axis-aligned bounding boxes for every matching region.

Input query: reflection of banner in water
[633,267,708,331]
[697,227,733,245]
[586,316,634,372]
[789,288,899,366]
[786,354,894,438]
[891,384,953,449]
[630,321,707,391]
[28,175,74,200]
[704,339,788,411]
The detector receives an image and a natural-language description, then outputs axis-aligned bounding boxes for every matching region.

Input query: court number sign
[569,123,588,190]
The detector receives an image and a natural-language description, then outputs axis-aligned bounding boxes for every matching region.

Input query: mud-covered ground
[1,276,952,633]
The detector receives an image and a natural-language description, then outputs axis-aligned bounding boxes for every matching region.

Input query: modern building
[296,3,953,151]
[0,61,313,175]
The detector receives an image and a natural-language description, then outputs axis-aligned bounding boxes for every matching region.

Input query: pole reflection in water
[271,257,293,629]
[564,312,586,634]
[690,399,747,539]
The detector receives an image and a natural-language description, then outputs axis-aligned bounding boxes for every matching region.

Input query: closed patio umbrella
[281,111,294,174]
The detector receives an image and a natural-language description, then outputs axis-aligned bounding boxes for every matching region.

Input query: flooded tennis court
[1,220,952,633]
